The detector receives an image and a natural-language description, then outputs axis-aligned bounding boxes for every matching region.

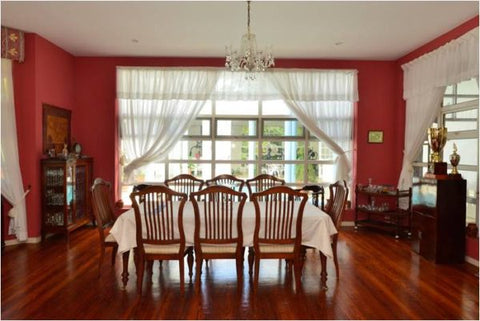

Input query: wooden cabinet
[355,185,412,238]
[411,177,466,263]
[41,157,93,241]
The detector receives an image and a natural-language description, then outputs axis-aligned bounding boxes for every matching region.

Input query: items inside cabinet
[41,157,93,242]
[355,184,412,238]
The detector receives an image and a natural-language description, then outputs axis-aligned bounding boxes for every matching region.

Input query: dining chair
[246,174,285,200]
[130,185,194,295]
[90,178,119,276]
[325,180,349,277]
[190,185,248,288]
[295,184,325,210]
[251,186,308,290]
[206,174,246,194]
[164,174,205,200]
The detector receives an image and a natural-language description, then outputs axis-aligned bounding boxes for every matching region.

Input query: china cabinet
[41,157,93,241]
[355,184,412,238]
[411,177,466,263]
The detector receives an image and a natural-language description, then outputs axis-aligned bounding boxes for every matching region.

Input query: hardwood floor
[2,226,478,319]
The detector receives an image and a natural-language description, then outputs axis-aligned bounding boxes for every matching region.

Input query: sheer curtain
[1,58,28,241]
[398,27,479,190]
[270,69,358,183]
[117,67,220,182]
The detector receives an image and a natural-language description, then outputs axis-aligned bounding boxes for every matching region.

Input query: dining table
[109,201,337,288]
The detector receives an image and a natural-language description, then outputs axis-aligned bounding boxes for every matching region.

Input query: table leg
[319,251,328,290]
[121,251,129,289]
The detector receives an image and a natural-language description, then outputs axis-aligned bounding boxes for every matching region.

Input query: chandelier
[225,1,274,79]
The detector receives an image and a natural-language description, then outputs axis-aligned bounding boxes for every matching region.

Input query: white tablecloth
[110,201,337,258]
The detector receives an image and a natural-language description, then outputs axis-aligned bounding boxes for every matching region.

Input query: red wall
[8,16,478,261]
[8,34,75,240]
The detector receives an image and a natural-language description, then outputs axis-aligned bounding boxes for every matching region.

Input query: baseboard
[4,236,41,246]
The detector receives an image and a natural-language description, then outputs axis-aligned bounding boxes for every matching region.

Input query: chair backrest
[296,184,325,210]
[326,180,349,228]
[190,185,247,248]
[130,185,187,253]
[246,174,285,200]
[252,186,308,247]
[164,174,205,200]
[206,174,245,193]
[91,178,116,232]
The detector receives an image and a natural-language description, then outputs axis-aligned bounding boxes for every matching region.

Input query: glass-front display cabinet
[41,157,93,242]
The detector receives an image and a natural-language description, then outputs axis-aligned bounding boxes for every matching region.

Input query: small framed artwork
[42,104,71,155]
[368,130,384,144]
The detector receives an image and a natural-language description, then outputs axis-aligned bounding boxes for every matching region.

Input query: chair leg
[293,257,303,290]
[111,244,118,266]
[253,257,260,292]
[248,247,254,276]
[332,235,339,278]
[179,258,185,291]
[195,256,203,290]
[236,256,243,282]
[187,247,194,281]
[137,257,145,295]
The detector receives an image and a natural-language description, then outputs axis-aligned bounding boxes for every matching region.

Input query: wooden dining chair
[326,180,349,277]
[91,178,119,276]
[251,186,308,290]
[246,174,285,200]
[164,174,205,200]
[206,174,245,194]
[190,185,247,287]
[130,185,194,295]
[295,184,325,210]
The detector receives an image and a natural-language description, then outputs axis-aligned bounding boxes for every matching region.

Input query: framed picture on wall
[42,104,71,155]
[368,130,384,144]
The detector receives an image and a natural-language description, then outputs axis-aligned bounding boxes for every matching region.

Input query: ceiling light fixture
[225,0,274,79]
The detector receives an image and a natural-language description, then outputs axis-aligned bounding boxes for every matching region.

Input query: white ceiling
[1,1,478,60]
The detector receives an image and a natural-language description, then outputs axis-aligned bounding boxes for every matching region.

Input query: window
[120,100,344,204]
[412,79,479,226]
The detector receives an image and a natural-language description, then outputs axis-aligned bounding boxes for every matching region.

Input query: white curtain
[398,27,479,190]
[1,58,28,241]
[117,67,358,186]
[117,67,220,182]
[270,69,358,184]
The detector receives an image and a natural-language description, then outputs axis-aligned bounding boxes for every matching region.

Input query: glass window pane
[444,109,478,132]
[443,97,454,106]
[262,141,304,161]
[184,119,211,136]
[262,100,294,116]
[308,141,335,161]
[215,163,256,183]
[216,100,258,115]
[215,141,258,161]
[457,78,479,95]
[444,85,454,95]
[458,169,478,225]
[444,139,478,166]
[216,119,257,137]
[168,163,211,180]
[308,164,336,184]
[169,140,212,160]
[263,119,304,137]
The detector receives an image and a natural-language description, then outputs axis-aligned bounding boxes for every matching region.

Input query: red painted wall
[8,34,75,240]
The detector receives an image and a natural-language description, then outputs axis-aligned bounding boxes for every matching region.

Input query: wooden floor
[1,226,478,320]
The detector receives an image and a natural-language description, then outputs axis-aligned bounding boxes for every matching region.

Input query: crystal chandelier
[225,1,274,79]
